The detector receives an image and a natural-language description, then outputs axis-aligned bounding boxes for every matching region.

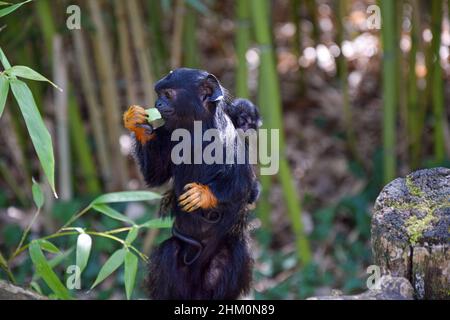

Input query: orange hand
[178,183,218,212]
[123,105,155,144]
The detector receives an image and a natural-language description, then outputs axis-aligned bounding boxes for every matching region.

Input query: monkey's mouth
[156,108,175,119]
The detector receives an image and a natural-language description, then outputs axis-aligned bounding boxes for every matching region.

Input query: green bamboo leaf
[0,75,8,118]
[32,248,74,282]
[28,241,71,300]
[140,218,173,229]
[0,251,7,269]
[31,178,44,209]
[0,0,31,18]
[37,239,60,254]
[91,248,126,289]
[5,66,62,91]
[76,233,92,273]
[92,203,134,224]
[30,281,42,295]
[0,47,11,69]
[125,227,139,244]
[91,191,161,205]
[10,79,56,197]
[124,251,138,300]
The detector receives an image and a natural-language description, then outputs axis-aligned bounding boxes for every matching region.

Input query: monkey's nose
[155,100,163,109]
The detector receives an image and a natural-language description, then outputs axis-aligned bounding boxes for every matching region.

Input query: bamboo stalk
[170,0,186,69]
[35,0,55,57]
[53,35,72,200]
[336,0,359,163]
[68,93,101,194]
[396,0,408,161]
[235,0,250,98]
[235,12,277,246]
[115,0,138,104]
[36,0,101,194]
[305,0,320,44]
[72,30,112,190]
[126,0,156,106]
[88,0,129,190]
[290,0,305,95]
[408,0,420,168]
[147,0,168,77]
[251,0,311,264]
[446,0,450,159]
[183,6,199,68]
[380,0,397,184]
[256,55,272,229]
[291,0,302,58]
[430,0,445,163]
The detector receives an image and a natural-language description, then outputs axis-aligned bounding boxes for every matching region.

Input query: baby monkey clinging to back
[124,68,261,299]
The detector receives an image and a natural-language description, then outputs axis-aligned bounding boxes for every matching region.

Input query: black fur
[130,68,260,299]
[225,98,262,132]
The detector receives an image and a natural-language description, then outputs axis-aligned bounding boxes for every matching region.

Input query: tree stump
[372,167,450,299]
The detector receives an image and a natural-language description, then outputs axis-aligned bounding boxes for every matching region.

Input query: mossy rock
[371,167,450,299]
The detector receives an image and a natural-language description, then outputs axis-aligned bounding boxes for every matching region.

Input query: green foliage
[92,203,135,225]
[37,240,60,254]
[124,251,138,300]
[91,191,161,205]
[28,241,72,300]
[125,227,139,245]
[0,176,170,299]
[10,79,57,196]
[4,65,61,91]
[0,0,31,18]
[140,218,173,229]
[0,75,8,117]
[91,248,126,289]
[0,48,58,196]
[31,178,44,209]
[32,248,74,282]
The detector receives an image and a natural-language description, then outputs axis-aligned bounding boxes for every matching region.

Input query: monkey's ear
[200,74,224,103]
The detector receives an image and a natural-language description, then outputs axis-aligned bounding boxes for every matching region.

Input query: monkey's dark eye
[164,90,172,99]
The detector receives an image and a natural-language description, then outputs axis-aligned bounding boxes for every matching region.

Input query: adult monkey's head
[154,68,225,130]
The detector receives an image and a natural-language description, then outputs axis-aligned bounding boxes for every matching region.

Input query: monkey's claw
[178,183,218,212]
[124,105,155,144]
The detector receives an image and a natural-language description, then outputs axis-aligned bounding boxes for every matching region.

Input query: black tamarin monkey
[123,68,261,299]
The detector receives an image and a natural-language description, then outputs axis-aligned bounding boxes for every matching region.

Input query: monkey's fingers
[178,192,201,207]
[124,105,156,144]
[178,187,200,201]
[179,183,218,211]
[185,202,202,212]
[183,183,198,191]
[181,196,202,212]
